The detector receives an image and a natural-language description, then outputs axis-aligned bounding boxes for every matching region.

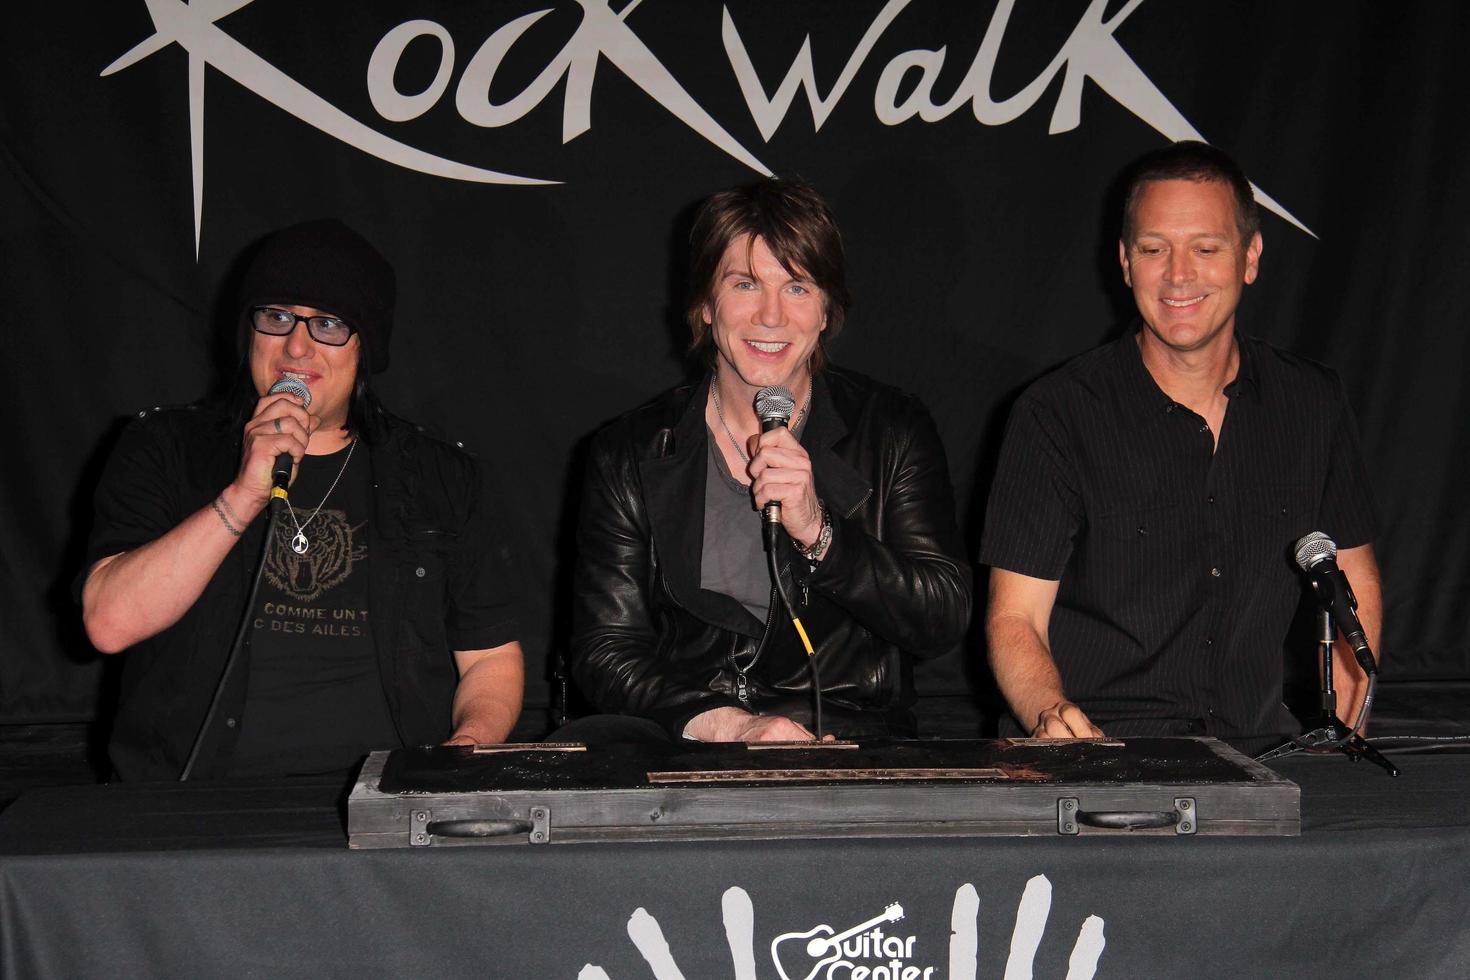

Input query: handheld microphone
[1294,531,1377,676]
[267,377,312,492]
[754,386,796,543]
[754,385,824,733]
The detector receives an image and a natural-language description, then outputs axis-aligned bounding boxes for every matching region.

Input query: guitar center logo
[105,0,1310,256]
[772,901,914,980]
[578,875,1106,979]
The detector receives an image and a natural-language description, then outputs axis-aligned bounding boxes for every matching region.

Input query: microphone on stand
[1256,534,1393,771]
[1294,531,1377,676]
[266,377,312,500]
[754,386,796,549]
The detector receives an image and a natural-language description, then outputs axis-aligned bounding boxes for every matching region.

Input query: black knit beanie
[237,219,395,373]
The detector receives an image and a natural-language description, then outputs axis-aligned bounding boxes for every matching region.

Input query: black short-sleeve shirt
[979,331,1377,739]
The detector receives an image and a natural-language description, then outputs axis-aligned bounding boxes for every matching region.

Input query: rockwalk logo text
[105,0,1310,255]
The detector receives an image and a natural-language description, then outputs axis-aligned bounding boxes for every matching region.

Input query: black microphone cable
[179,500,281,780]
[181,378,310,779]
[767,543,823,740]
[1347,673,1377,743]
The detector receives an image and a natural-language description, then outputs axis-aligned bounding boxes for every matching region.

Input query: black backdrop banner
[3,1,1467,726]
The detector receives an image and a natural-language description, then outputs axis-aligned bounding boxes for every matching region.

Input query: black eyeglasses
[250,307,356,346]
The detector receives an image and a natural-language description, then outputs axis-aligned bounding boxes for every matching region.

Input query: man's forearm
[82,482,264,653]
[449,642,525,744]
[988,612,1071,732]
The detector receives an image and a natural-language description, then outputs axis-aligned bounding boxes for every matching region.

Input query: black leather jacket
[571,367,972,737]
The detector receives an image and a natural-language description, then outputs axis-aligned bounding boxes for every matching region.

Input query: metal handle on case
[1057,797,1195,834]
[425,818,532,838]
[1075,809,1180,830]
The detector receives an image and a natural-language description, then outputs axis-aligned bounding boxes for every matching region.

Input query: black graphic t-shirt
[230,442,399,776]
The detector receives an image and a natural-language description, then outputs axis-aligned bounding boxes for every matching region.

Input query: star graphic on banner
[100,0,555,259]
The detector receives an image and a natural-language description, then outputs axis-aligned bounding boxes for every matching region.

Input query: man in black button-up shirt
[980,143,1380,744]
[81,222,525,779]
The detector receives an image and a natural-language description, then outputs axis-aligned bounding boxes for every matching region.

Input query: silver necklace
[710,377,812,466]
[284,440,356,555]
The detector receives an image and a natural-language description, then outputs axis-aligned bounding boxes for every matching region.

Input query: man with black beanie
[81,220,524,780]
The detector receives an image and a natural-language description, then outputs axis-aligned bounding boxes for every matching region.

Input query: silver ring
[273,418,282,434]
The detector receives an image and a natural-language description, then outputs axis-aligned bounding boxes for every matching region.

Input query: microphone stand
[1256,607,1398,776]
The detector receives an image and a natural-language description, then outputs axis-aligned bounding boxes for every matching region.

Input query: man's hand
[1030,700,1105,739]
[236,390,319,506]
[82,390,322,654]
[746,427,823,550]
[684,706,823,742]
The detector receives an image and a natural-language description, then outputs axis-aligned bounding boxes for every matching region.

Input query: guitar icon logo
[771,902,905,980]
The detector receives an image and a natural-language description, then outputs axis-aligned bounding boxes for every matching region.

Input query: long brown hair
[685,178,851,372]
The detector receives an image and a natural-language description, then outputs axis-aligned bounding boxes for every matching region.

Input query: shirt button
[1205,637,1214,646]
[225,717,237,728]
[1164,403,1176,414]
[1207,495,1215,504]
[1210,566,1222,578]
[416,567,426,578]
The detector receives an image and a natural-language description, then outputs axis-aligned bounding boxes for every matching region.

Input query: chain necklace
[710,376,811,466]
[283,440,356,555]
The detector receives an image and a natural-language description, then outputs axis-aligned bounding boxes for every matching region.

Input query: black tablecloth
[2,752,1468,978]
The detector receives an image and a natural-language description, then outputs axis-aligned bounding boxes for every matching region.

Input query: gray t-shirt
[699,411,809,628]
[700,434,770,626]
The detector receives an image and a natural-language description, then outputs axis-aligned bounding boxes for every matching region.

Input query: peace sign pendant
[291,531,309,555]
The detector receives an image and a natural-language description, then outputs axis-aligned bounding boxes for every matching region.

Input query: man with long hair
[82,220,524,779]
[570,179,971,743]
